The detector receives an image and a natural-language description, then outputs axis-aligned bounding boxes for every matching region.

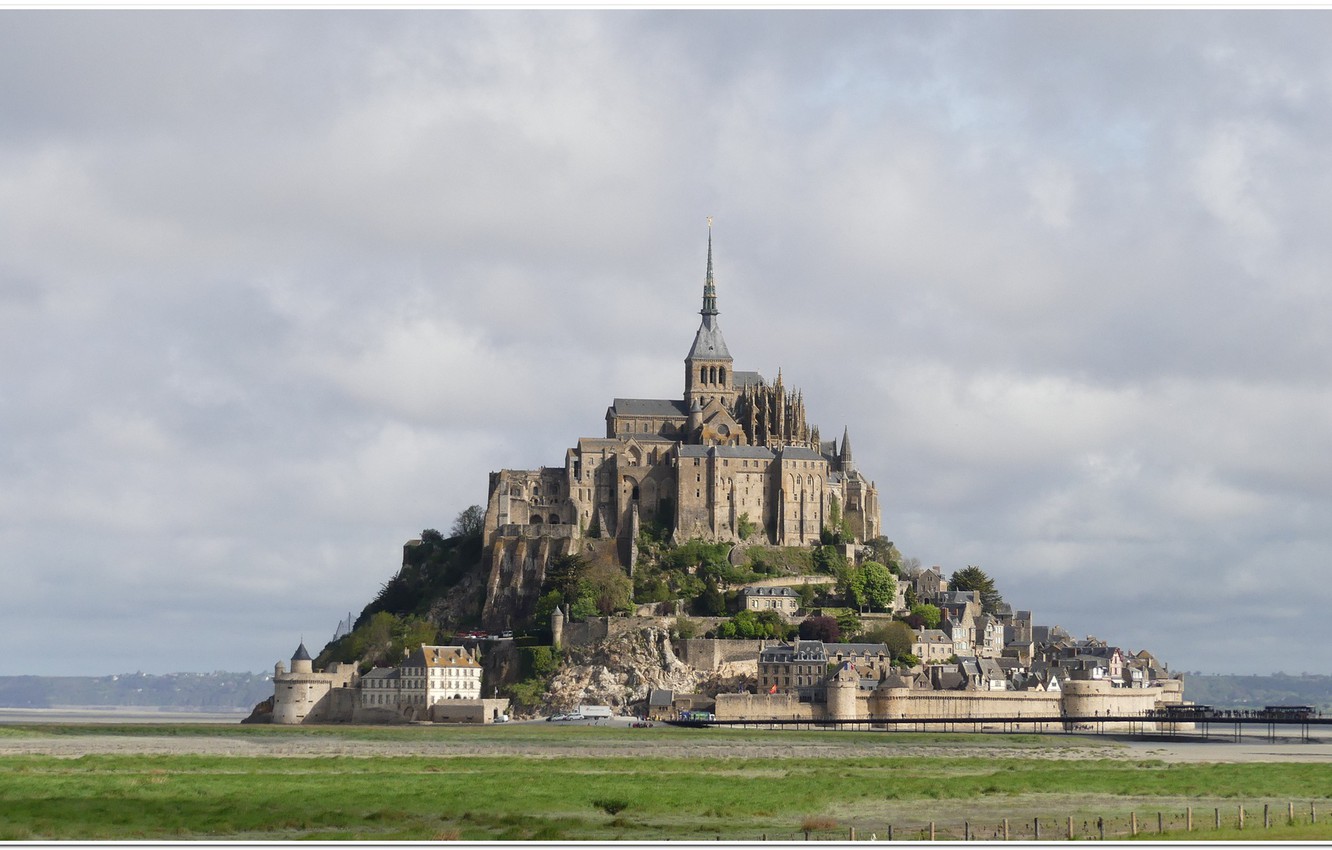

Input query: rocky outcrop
[540,626,749,715]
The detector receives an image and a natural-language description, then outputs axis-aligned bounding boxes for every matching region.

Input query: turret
[290,641,313,675]
[551,604,565,650]
[840,427,855,473]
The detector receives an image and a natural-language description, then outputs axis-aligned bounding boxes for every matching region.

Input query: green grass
[1,725,1330,840]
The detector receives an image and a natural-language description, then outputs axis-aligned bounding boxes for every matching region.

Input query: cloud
[2,10,1332,676]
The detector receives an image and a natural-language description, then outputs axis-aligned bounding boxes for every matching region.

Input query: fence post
[1239,805,1244,830]
[1187,806,1192,832]
[1215,808,1220,830]
[1313,802,1317,824]
[1289,802,1295,825]
[1033,818,1039,840]
[929,822,935,841]
[888,824,893,841]
[849,827,855,841]
[1131,812,1137,836]
[1097,817,1104,841]
[1158,812,1163,834]
[964,821,969,841]
[1067,816,1073,840]
[1002,818,1008,841]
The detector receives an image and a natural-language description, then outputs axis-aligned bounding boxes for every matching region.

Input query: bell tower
[684,219,735,410]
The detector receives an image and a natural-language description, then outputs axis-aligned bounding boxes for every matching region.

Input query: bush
[798,615,841,642]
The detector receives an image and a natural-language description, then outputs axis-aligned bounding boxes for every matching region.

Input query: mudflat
[1,721,1328,763]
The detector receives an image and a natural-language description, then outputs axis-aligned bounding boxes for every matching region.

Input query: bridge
[667,705,1329,743]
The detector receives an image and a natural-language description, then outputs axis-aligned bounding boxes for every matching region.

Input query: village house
[738,585,801,617]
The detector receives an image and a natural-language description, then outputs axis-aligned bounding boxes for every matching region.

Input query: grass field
[1,723,1330,841]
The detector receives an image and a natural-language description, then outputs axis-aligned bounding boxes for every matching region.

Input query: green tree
[948,565,1004,615]
[863,537,903,573]
[672,616,700,640]
[450,505,485,539]
[582,559,634,616]
[836,564,867,609]
[797,582,819,609]
[543,553,587,599]
[814,545,848,576]
[860,561,897,611]
[909,602,942,630]
[863,621,916,659]
[736,512,758,541]
[834,609,862,639]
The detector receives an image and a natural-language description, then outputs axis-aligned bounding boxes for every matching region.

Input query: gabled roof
[776,446,824,461]
[610,398,690,418]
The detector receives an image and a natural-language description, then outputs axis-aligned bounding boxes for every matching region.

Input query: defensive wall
[715,680,1183,726]
[677,637,772,671]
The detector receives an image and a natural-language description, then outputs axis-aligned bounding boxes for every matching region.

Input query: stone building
[271,641,358,725]
[481,227,882,622]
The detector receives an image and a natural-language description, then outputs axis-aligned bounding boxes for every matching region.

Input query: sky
[3,10,1331,678]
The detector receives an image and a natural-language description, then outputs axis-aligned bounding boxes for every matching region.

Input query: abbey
[481,227,881,580]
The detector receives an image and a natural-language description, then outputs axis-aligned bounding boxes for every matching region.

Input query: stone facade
[481,228,882,618]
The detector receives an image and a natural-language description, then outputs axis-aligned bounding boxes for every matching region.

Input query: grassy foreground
[1,724,1331,841]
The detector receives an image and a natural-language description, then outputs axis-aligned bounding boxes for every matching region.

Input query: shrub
[593,799,630,815]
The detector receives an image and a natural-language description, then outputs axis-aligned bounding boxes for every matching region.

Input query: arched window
[531,515,543,524]
[632,485,640,500]
[549,513,559,524]
[719,367,726,385]
[709,365,717,384]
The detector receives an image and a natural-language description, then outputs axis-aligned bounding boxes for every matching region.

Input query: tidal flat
[1,722,1331,841]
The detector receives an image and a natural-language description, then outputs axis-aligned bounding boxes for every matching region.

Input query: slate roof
[648,688,674,707]
[825,642,891,657]
[609,398,690,418]
[776,446,825,461]
[740,585,799,598]
[733,370,765,388]
[687,318,732,360]
[713,445,777,459]
[291,642,311,662]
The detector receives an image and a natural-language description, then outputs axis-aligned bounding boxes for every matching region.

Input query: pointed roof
[687,221,732,362]
[291,642,311,662]
[840,427,855,471]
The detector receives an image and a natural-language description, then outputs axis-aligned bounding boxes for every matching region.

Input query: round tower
[827,662,859,721]
[551,604,565,650]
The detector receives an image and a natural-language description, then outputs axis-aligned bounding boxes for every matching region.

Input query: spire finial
[701,218,717,318]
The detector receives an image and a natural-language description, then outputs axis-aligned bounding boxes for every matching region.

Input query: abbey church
[481,227,881,619]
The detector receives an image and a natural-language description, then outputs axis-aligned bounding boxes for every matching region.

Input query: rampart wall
[714,692,816,721]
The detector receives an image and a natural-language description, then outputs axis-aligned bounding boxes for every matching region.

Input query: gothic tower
[684,221,736,411]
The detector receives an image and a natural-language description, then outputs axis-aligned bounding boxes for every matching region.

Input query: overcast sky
[3,10,1331,678]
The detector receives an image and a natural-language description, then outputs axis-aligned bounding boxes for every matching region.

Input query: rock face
[541,626,748,715]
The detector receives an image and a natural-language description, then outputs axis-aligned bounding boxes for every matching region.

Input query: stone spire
[686,219,731,360]
[841,427,855,472]
[701,220,718,319]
